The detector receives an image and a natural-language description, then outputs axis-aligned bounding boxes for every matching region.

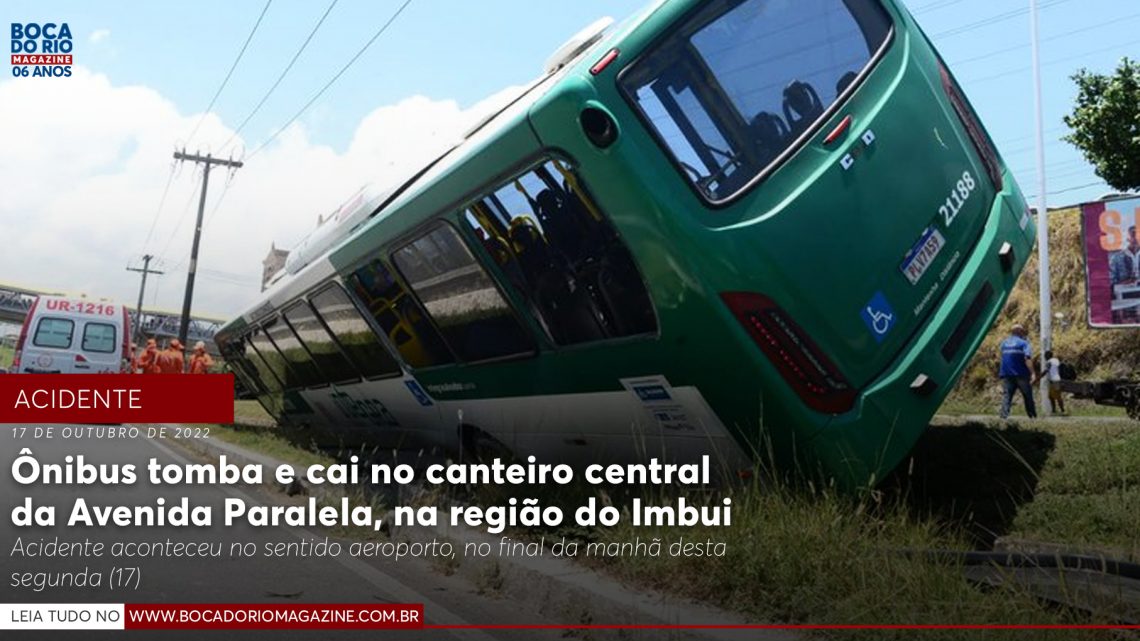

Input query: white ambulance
[11,296,131,374]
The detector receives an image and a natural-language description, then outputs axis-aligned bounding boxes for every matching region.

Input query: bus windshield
[621,0,891,202]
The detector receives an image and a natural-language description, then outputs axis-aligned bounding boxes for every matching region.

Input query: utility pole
[172,149,242,349]
[127,255,163,345]
[1030,0,1052,415]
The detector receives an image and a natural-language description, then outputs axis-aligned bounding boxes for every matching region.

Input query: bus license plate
[900,227,946,285]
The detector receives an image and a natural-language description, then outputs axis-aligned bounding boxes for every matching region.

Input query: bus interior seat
[748,111,790,167]
[782,80,824,136]
[836,71,858,95]
[562,181,609,246]
[535,188,592,265]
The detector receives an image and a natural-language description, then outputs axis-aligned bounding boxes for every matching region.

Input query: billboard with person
[1082,196,1140,327]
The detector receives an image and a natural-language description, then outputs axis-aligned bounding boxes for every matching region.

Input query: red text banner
[0,374,235,424]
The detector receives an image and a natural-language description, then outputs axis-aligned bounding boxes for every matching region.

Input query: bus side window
[309,284,402,379]
[218,336,265,396]
[392,223,534,362]
[250,325,295,391]
[465,159,657,346]
[282,300,360,384]
[264,316,324,389]
[243,333,284,395]
[348,258,454,369]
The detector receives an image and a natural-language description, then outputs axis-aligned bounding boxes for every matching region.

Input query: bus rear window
[620,0,891,202]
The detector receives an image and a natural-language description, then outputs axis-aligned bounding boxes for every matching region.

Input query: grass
[590,488,1099,640]
[1004,419,1140,558]
[939,381,1132,418]
[233,399,275,424]
[887,416,1139,557]
[206,401,1139,636]
[582,416,1139,638]
[207,401,333,471]
[0,344,12,369]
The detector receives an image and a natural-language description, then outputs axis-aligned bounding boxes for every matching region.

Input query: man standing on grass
[998,323,1036,419]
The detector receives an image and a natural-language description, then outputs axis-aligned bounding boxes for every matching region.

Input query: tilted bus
[217,0,1035,486]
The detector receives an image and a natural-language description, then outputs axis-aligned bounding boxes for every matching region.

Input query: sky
[0,0,1135,319]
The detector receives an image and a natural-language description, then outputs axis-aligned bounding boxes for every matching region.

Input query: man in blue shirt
[998,323,1036,419]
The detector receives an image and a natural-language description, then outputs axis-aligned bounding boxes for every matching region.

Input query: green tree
[1063,57,1140,192]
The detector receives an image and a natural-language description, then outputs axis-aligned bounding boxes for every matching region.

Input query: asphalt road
[1,425,573,641]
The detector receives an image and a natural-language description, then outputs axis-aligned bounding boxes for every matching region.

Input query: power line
[127,256,164,346]
[170,170,239,273]
[963,36,1138,85]
[996,124,1067,147]
[202,173,237,231]
[141,161,176,254]
[911,0,969,15]
[184,0,274,146]
[1032,165,1096,182]
[1026,180,1108,200]
[1000,137,1068,157]
[246,0,414,160]
[157,174,203,262]
[948,11,1140,67]
[931,0,1073,39]
[1010,155,1087,171]
[219,0,339,155]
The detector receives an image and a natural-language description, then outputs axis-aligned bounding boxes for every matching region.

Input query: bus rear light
[75,354,88,363]
[721,292,857,414]
[590,48,619,75]
[823,114,852,145]
[938,62,1002,191]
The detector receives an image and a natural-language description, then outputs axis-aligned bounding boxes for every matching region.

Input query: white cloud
[0,67,520,320]
[89,29,111,44]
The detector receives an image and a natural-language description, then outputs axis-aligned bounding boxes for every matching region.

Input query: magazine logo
[10,22,73,77]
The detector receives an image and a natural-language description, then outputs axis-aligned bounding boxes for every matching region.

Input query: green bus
[217,0,1035,487]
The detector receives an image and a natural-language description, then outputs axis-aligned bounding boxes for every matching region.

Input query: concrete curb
[178,430,799,641]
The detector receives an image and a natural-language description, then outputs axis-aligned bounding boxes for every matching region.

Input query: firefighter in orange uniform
[138,338,160,374]
[156,339,185,374]
[189,341,214,374]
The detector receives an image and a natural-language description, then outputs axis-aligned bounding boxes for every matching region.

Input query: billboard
[1081,196,1140,327]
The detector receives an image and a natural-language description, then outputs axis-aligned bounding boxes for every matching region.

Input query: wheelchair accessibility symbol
[860,291,896,343]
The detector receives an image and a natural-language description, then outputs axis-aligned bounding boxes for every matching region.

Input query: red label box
[0,374,235,424]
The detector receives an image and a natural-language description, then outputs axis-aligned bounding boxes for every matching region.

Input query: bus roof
[221,4,668,332]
